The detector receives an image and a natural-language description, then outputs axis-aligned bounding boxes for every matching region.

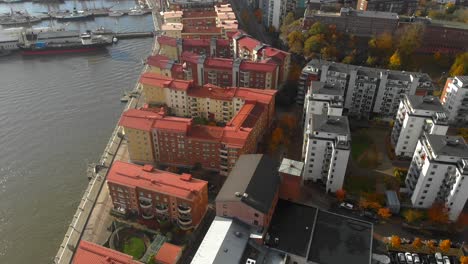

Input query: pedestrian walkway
[140,234,167,263]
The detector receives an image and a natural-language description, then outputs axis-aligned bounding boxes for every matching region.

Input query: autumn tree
[288,31,304,54]
[279,114,297,133]
[282,12,295,28]
[308,22,327,36]
[412,237,423,249]
[428,202,449,224]
[389,51,402,70]
[366,56,377,66]
[304,34,326,56]
[449,52,468,76]
[378,208,392,219]
[342,54,355,64]
[460,256,468,264]
[288,62,302,81]
[397,24,424,60]
[336,189,346,202]
[390,235,401,248]
[369,32,393,56]
[427,240,436,252]
[320,46,338,60]
[269,127,285,153]
[445,2,456,14]
[439,239,451,252]
[403,209,423,223]
[254,9,262,23]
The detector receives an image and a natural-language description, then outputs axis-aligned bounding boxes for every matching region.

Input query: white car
[442,256,451,264]
[412,253,420,264]
[435,252,444,264]
[339,202,354,210]
[405,252,413,263]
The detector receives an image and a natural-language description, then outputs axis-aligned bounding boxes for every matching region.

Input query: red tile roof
[72,240,139,264]
[183,38,210,48]
[240,60,277,72]
[183,10,217,18]
[119,108,164,132]
[154,243,183,264]
[140,72,193,91]
[263,46,289,61]
[183,26,221,34]
[216,39,230,47]
[238,36,261,52]
[188,125,224,142]
[204,57,233,69]
[147,54,172,69]
[157,35,177,47]
[181,51,200,64]
[108,161,207,200]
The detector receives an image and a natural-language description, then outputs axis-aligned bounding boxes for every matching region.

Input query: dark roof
[310,81,344,96]
[216,154,280,214]
[406,95,445,112]
[307,211,373,264]
[266,199,318,257]
[266,200,373,264]
[311,115,350,136]
[426,134,468,158]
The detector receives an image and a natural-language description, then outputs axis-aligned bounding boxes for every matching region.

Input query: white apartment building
[303,115,351,193]
[296,60,434,119]
[441,76,468,125]
[264,0,287,30]
[406,134,468,221]
[391,95,449,158]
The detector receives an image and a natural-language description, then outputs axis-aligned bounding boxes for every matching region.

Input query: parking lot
[388,251,460,264]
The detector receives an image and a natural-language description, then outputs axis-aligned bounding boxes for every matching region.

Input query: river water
[0,1,154,263]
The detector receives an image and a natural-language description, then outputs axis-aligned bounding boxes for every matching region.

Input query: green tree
[308,21,327,36]
[304,34,326,55]
[342,54,354,64]
[398,24,424,57]
[366,56,377,66]
[449,52,468,76]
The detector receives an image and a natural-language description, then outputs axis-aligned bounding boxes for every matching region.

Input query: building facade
[303,81,344,125]
[391,95,449,158]
[296,59,434,119]
[405,134,468,221]
[440,76,468,125]
[215,154,280,233]
[303,115,351,192]
[107,161,208,230]
[120,79,276,175]
[302,7,399,37]
[357,0,418,14]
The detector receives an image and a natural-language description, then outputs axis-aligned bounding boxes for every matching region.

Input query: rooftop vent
[234,231,242,237]
[446,138,460,146]
[422,96,435,103]
[235,191,241,197]
[242,193,249,198]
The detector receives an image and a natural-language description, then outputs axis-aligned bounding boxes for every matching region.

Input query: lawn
[351,131,373,160]
[123,237,146,259]
[344,175,376,195]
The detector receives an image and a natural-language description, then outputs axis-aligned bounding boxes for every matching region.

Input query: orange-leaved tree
[460,256,468,264]
[391,235,401,248]
[378,208,392,219]
[439,239,451,252]
[336,189,346,202]
[428,202,449,224]
[426,240,436,253]
[412,237,422,249]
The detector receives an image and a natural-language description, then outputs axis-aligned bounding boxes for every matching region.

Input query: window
[428,178,433,181]
[222,204,227,208]
[430,172,435,175]
[423,190,427,194]
[253,220,259,226]
[421,196,426,199]
[254,213,259,217]
[425,184,430,188]
[433,165,438,169]
[418,202,423,205]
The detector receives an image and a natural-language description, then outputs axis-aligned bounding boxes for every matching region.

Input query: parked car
[413,254,421,264]
[398,253,407,264]
[406,252,414,263]
[427,255,437,264]
[339,202,354,210]
[435,253,444,264]
[442,256,451,264]
[360,211,379,222]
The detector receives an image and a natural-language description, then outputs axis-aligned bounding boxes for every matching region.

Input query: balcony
[178,218,193,230]
[179,212,192,221]
[141,211,155,220]
[139,197,152,209]
[155,204,169,214]
[178,204,192,214]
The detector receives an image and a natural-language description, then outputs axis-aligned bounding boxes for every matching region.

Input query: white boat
[109,11,124,17]
[127,7,147,16]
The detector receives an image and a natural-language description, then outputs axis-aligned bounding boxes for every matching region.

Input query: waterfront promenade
[53,0,160,263]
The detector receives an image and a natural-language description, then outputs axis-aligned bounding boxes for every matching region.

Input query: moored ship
[18,29,114,55]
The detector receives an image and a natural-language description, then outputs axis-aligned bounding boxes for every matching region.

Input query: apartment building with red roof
[107,161,208,230]
[72,240,140,264]
[120,76,276,175]
[161,4,238,40]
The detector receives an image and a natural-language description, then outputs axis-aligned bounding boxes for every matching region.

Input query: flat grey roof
[311,81,344,96]
[311,115,350,136]
[266,200,373,264]
[426,134,468,159]
[307,210,373,264]
[406,95,445,112]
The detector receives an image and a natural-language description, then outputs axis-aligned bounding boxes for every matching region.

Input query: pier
[53,0,160,263]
